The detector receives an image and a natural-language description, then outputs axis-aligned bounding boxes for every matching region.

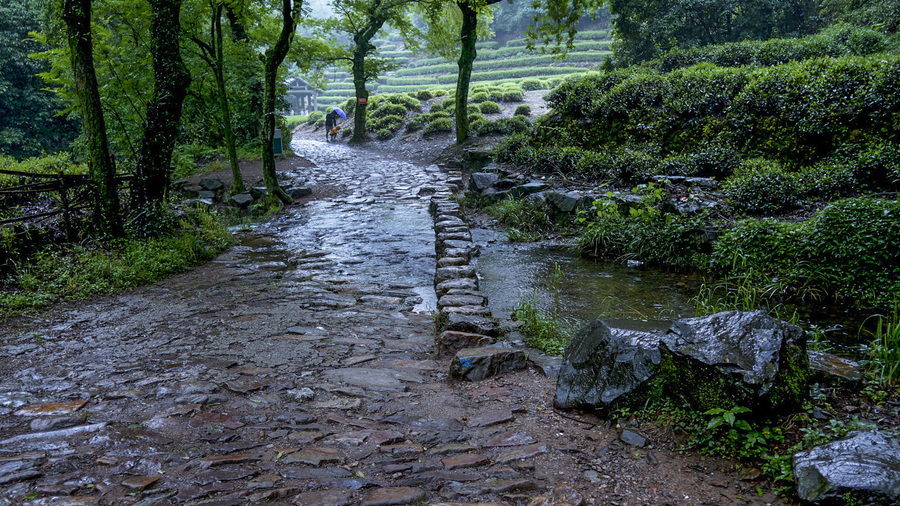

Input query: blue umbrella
[333,107,348,121]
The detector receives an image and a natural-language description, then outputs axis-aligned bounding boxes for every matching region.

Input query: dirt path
[0,136,781,506]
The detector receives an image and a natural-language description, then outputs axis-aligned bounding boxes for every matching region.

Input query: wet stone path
[1,140,770,506]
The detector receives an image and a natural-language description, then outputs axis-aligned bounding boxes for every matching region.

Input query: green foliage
[0,0,78,158]
[0,153,88,188]
[423,117,453,135]
[575,183,708,268]
[860,304,900,387]
[485,197,555,241]
[471,92,489,103]
[723,159,800,215]
[609,0,823,65]
[307,111,325,125]
[710,198,900,308]
[0,207,234,318]
[415,89,434,100]
[520,78,545,91]
[652,24,887,72]
[502,89,525,102]
[514,104,532,116]
[512,264,573,356]
[690,406,784,460]
[478,101,501,114]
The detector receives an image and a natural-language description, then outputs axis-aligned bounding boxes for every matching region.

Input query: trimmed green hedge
[437,67,588,84]
[649,24,886,73]
[543,55,900,176]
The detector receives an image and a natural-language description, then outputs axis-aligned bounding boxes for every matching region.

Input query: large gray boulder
[793,431,900,504]
[553,311,810,413]
[659,310,810,412]
[469,172,499,192]
[553,320,660,410]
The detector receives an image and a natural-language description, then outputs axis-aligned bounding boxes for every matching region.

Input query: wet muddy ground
[0,134,785,505]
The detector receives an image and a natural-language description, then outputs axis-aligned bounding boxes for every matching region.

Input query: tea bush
[514,104,531,116]
[471,92,489,103]
[723,159,801,215]
[502,89,524,102]
[479,101,501,114]
[424,117,453,135]
[652,24,886,73]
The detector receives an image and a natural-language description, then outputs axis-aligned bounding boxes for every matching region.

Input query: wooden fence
[0,169,130,241]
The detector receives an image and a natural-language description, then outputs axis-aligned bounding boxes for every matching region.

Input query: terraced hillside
[314,30,612,113]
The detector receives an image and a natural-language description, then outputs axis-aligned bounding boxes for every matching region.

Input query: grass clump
[0,207,235,319]
[485,197,555,242]
[512,264,572,355]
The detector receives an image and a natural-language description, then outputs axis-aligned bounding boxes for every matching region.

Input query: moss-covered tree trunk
[350,47,370,142]
[349,20,385,143]
[454,0,478,145]
[61,0,123,236]
[212,3,244,194]
[135,0,192,205]
[261,0,301,207]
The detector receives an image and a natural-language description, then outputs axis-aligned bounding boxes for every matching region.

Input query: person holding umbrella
[327,107,348,142]
[325,108,338,142]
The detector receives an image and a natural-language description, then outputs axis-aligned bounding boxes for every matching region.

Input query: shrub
[797,162,859,200]
[514,104,531,116]
[370,113,405,132]
[467,105,480,116]
[434,89,449,97]
[479,101,501,114]
[521,78,543,91]
[442,97,456,109]
[424,117,453,135]
[502,89,525,102]
[370,102,406,118]
[470,117,491,136]
[429,103,443,113]
[471,92,489,103]
[375,128,394,140]
[711,219,807,275]
[384,93,421,111]
[659,148,743,179]
[489,90,504,102]
[494,132,532,164]
[416,89,434,100]
[805,198,900,305]
[723,159,800,215]
[306,111,324,125]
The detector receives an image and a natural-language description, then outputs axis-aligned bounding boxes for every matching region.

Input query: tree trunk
[455,0,478,145]
[212,3,244,194]
[261,0,301,207]
[135,0,192,205]
[350,47,369,142]
[62,0,123,237]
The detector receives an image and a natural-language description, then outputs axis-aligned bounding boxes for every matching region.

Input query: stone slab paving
[0,139,779,505]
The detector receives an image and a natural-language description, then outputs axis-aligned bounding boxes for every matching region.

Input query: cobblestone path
[0,139,775,506]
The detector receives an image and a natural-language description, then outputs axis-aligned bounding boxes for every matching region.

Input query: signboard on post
[357,97,367,105]
[273,129,283,156]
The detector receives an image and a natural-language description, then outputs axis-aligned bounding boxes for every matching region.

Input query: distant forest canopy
[1,0,898,160]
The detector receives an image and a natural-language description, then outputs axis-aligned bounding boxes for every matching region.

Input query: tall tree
[332,0,421,142]
[260,0,303,206]
[424,0,603,144]
[134,0,192,205]
[189,0,246,194]
[61,0,124,236]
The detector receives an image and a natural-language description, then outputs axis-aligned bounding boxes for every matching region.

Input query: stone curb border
[428,173,533,382]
